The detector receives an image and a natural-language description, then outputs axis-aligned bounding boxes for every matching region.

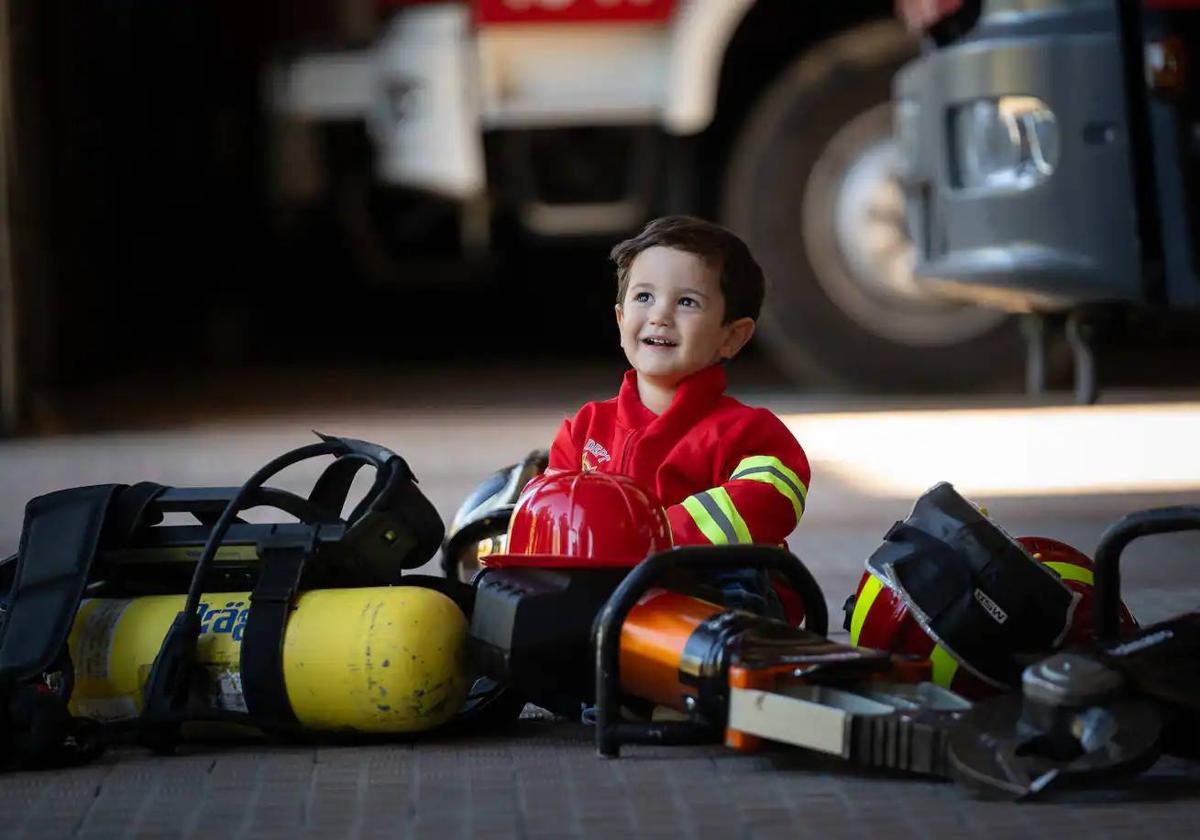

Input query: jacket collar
[616,364,727,430]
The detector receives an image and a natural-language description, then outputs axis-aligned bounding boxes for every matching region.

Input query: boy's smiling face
[616,246,755,389]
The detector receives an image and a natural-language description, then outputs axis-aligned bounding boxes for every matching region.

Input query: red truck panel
[1144,0,1200,8]
[474,0,676,25]
[894,0,963,32]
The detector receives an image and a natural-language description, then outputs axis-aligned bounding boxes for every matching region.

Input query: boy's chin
[633,366,696,388]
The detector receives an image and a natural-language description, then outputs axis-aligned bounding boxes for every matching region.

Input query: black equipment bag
[865,482,1079,688]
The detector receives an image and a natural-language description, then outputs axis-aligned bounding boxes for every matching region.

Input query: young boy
[547,215,810,564]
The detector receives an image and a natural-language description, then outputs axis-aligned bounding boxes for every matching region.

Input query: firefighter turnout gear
[548,365,810,546]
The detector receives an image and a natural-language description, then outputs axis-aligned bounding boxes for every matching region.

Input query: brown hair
[610,215,765,324]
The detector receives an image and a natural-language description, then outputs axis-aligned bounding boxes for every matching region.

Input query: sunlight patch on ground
[781,402,1200,498]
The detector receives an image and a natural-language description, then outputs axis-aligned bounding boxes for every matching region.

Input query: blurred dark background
[10,2,630,381]
[3,0,1199,436]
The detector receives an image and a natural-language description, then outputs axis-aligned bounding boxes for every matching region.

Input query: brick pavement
[0,574,1191,839]
[0,716,1196,840]
[2,390,1199,836]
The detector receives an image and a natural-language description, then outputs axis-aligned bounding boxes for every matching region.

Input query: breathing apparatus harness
[0,433,448,769]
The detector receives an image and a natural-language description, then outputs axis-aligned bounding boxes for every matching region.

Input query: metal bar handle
[1094,505,1200,642]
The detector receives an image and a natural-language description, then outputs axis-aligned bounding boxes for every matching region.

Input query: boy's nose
[649,305,673,325]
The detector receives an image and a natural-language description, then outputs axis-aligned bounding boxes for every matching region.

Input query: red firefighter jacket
[547,364,810,546]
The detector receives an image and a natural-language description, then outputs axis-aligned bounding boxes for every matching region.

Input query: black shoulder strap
[0,486,124,682]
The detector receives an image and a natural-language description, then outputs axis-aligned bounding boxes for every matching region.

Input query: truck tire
[722,21,1020,390]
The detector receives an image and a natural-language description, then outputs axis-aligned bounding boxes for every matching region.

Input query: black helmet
[440,450,547,581]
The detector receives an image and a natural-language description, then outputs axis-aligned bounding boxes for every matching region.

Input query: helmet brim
[482,553,644,569]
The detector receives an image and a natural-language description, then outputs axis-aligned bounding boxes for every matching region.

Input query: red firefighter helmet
[846,535,1138,700]
[1014,536,1138,647]
[483,470,673,568]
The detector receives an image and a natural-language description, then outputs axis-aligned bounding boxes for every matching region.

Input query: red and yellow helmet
[484,470,673,568]
[1014,536,1137,647]
[846,534,1138,699]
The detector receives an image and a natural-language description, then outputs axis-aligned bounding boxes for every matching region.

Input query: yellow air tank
[67,586,470,733]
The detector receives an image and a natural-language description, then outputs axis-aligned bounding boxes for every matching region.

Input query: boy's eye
[679,296,699,308]
[632,292,651,303]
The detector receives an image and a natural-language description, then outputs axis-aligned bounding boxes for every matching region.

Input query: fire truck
[894,0,1200,401]
[266,0,1020,389]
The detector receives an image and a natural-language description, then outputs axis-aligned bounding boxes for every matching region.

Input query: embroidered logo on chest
[583,438,612,471]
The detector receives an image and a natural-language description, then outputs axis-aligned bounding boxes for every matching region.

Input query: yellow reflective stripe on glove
[729,455,807,521]
[682,488,753,545]
[929,644,960,688]
[1043,561,1094,586]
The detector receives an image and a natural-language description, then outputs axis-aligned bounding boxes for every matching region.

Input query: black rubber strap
[107,482,167,542]
[309,455,383,522]
[240,545,308,726]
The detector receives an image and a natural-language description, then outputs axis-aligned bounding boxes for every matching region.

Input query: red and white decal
[1144,0,1200,8]
[474,0,677,25]
[894,0,963,32]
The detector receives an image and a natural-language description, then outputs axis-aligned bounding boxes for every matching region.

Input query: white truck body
[265,0,1019,390]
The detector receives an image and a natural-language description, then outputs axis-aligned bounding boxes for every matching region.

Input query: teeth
[644,337,675,346]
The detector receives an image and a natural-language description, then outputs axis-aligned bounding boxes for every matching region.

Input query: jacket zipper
[618,428,641,473]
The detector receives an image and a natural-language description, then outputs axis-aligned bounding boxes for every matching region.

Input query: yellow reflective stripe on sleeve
[729,455,808,520]
[682,495,727,545]
[709,487,753,544]
[929,644,960,688]
[849,574,884,646]
[1043,561,1094,586]
[681,488,752,545]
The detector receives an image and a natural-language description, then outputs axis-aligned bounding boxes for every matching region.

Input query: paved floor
[1,373,1198,837]
[1,724,1198,840]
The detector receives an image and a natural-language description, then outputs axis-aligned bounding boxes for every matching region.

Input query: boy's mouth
[641,336,677,348]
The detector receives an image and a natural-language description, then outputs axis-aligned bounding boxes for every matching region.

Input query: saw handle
[1094,505,1200,642]
[593,545,826,758]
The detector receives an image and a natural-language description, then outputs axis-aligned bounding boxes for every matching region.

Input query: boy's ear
[614,303,624,331]
[719,317,756,360]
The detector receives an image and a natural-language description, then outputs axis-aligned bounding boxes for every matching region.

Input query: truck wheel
[722,21,1020,389]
